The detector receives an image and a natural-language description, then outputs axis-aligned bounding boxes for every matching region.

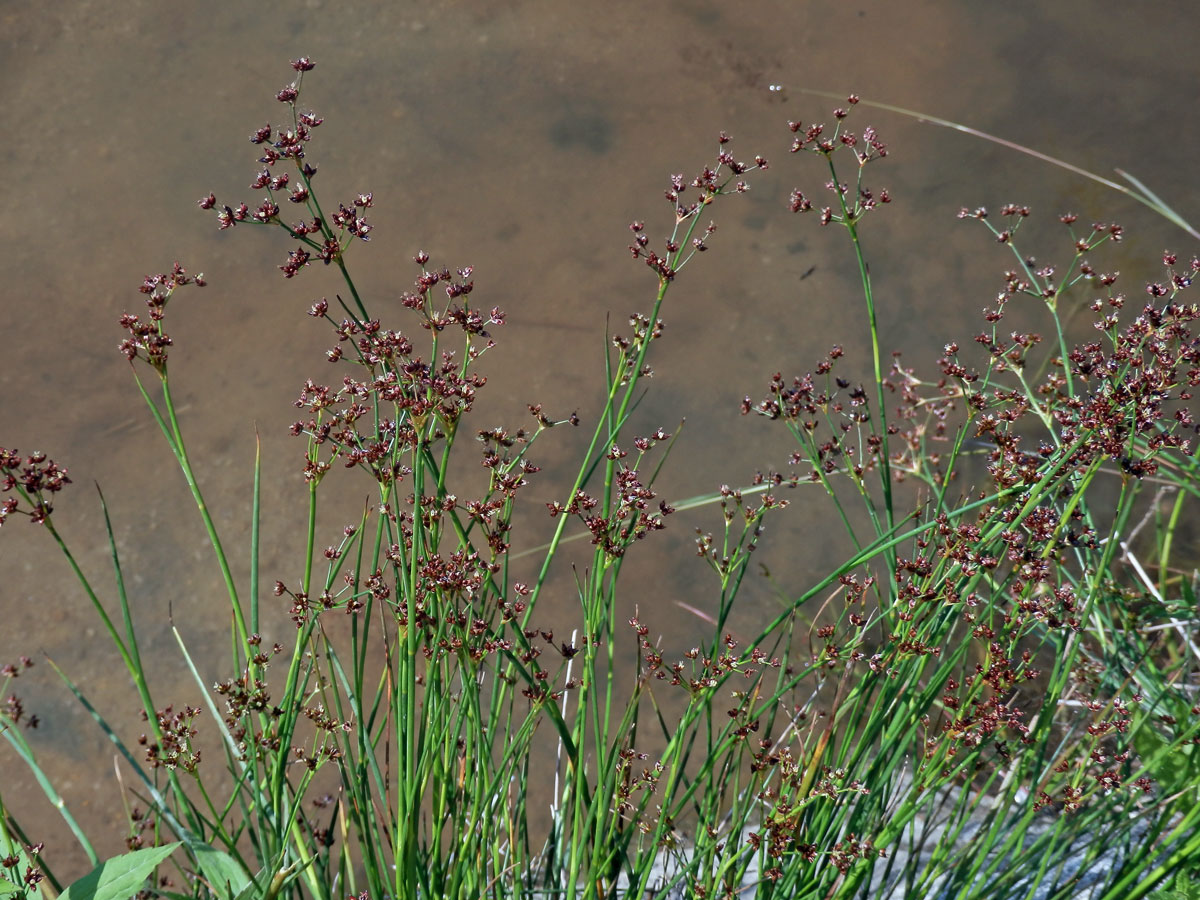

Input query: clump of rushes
[1,63,1197,900]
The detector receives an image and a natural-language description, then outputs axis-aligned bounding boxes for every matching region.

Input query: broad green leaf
[231,876,261,900]
[0,874,24,895]
[57,843,180,900]
[191,844,250,900]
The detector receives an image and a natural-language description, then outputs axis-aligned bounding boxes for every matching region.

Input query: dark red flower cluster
[290,256,508,490]
[545,431,676,559]
[118,262,204,370]
[138,704,202,773]
[0,448,72,526]
[788,97,891,225]
[199,59,375,281]
[628,133,766,282]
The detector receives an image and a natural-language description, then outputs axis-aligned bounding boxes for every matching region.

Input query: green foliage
[57,845,180,900]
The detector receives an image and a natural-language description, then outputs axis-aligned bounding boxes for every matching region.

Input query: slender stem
[159,373,249,648]
[826,153,895,538]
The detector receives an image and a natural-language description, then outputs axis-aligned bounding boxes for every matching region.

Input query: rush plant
[1,63,1197,900]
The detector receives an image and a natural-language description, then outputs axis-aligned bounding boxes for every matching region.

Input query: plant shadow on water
[2,60,1200,900]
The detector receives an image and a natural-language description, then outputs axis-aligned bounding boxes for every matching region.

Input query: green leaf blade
[58,843,180,900]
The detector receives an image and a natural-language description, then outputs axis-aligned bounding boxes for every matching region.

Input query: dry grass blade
[790,87,1200,241]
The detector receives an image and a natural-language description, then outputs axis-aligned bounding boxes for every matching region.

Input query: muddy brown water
[2,0,1197,884]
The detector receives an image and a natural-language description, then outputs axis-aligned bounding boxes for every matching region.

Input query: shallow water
[1,0,1197,882]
